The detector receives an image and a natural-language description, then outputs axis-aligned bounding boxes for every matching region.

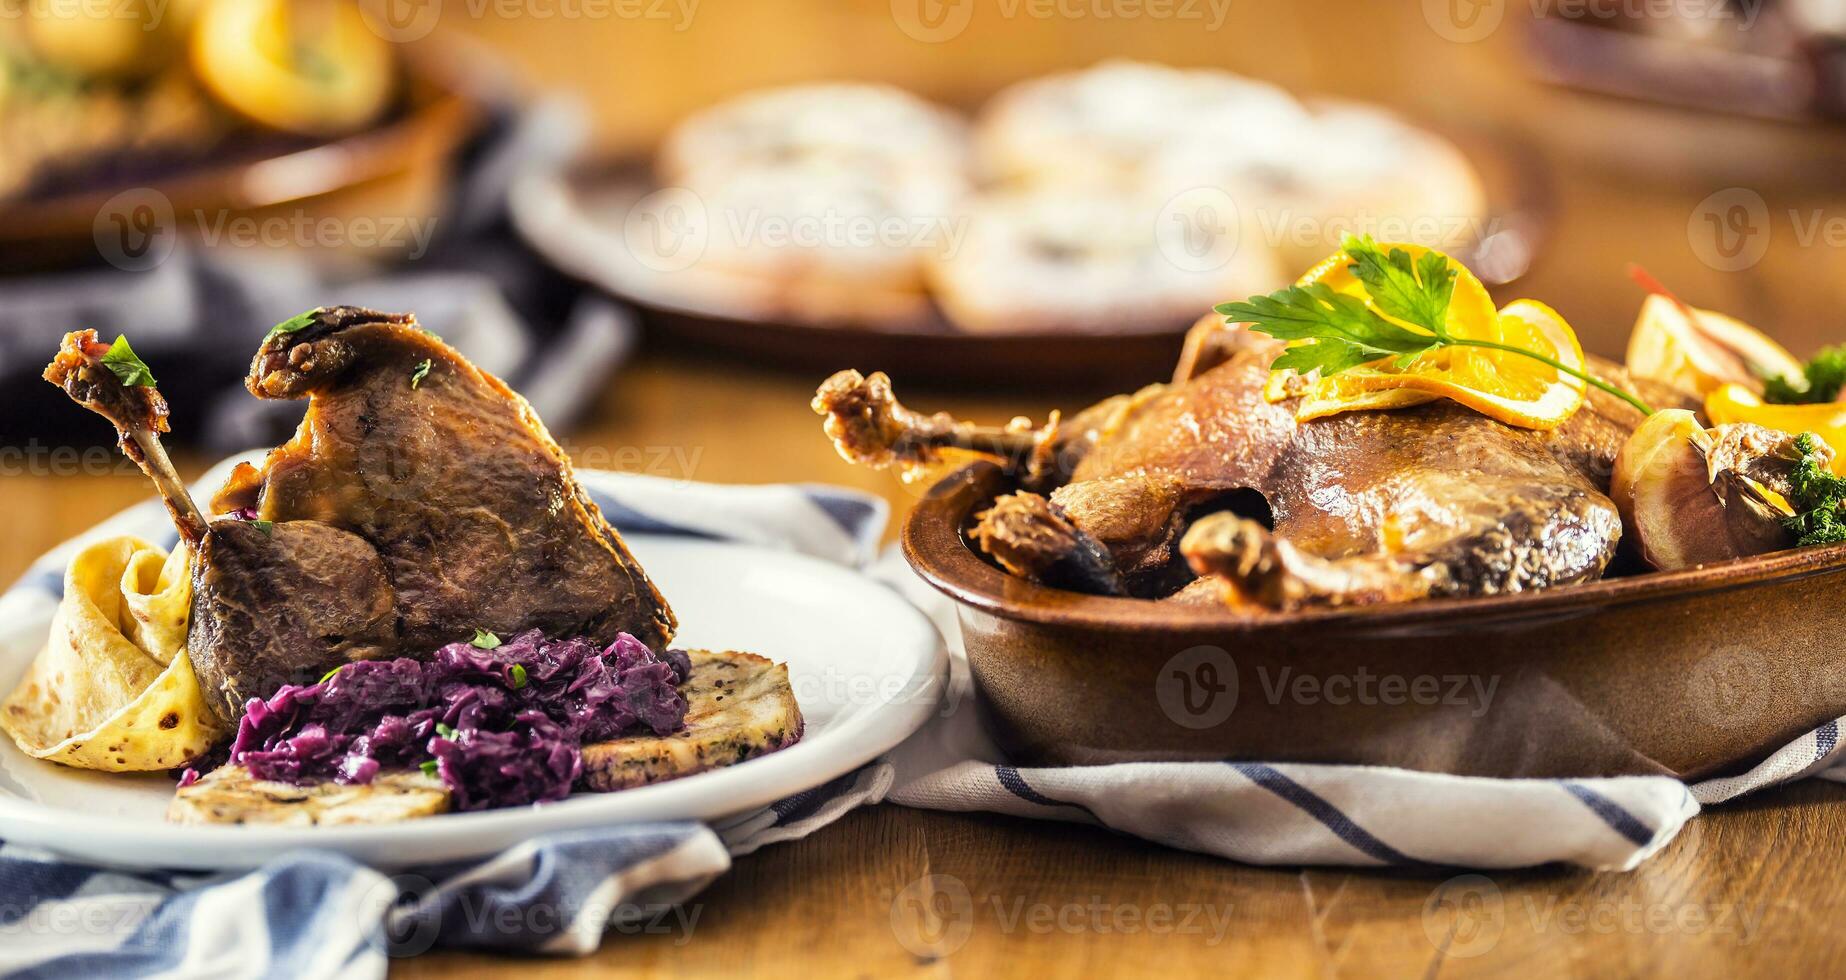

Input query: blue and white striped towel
[873,557,1846,872]
[7,463,1846,976]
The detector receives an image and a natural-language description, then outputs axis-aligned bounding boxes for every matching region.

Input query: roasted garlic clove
[1611,409,1809,570]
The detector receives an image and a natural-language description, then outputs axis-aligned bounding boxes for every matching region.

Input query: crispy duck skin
[49,309,678,722]
[214,307,676,655]
[816,317,1696,610]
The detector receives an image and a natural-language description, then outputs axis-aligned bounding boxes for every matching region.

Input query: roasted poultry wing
[48,310,675,721]
[816,316,1691,610]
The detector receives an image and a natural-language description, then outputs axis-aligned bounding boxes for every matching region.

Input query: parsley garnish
[1784,433,1846,546]
[410,359,432,389]
[1765,346,1846,405]
[420,760,440,777]
[470,628,501,650]
[263,309,321,345]
[509,664,528,689]
[435,722,456,740]
[99,336,157,387]
[1217,235,1654,417]
[249,520,274,537]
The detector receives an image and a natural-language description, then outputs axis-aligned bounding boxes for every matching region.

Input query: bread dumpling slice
[581,650,804,791]
[169,650,804,824]
[168,767,449,826]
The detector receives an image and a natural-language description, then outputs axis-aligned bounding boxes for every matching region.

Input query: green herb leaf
[420,760,440,777]
[509,664,528,689]
[249,520,274,537]
[409,359,432,390]
[1784,433,1846,546]
[435,722,456,740]
[1765,346,1846,405]
[263,309,321,345]
[99,336,157,387]
[1215,236,1656,417]
[1340,234,1456,337]
[470,628,501,650]
[319,665,343,685]
[1270,339,1389,378]
[1216,282,1440,376]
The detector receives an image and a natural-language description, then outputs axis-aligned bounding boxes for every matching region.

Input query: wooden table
[6,346,1844,977]
[6,2,1846,974]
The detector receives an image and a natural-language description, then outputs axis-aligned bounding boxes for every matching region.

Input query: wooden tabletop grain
[6,1,1846,975]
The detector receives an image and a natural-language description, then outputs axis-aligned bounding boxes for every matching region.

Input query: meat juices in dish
[49,309,676,722]
[816,316,1695,610]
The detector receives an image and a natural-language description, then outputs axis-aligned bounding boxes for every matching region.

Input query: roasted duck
[48,309,676,721]
[816,315,1694,610]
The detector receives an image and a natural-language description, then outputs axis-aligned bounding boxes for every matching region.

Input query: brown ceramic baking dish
[903,461,1846,781]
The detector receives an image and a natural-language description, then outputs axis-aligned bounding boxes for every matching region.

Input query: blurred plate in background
[0,51,479,272]
[511,121,1549,388]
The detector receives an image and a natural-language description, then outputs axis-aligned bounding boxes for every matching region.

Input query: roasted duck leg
[50,309,678,722]
[817,317,1687,609]
[48,331,397,722]
[213,307,676,655]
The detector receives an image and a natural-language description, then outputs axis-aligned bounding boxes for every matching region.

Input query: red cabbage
[213,630,688,811]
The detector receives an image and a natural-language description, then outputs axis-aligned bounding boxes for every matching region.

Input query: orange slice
[1264,244,1588,430]
[1294,243,1501,345]
[1705,383,1846,475]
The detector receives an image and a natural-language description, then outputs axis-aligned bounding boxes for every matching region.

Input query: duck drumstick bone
[44,330,209,543]
[813,370,1062,485]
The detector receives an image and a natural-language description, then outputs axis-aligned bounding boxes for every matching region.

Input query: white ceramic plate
[0,535,945,871]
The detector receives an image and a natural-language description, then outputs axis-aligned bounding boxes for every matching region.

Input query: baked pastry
[634,63,1484,335]
[973,60,1305,188]
[624,158,960,325]
[928,185,1284,334]
[650,83,970,325]
[658,82,969,194]
[1148,99,1488,271]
